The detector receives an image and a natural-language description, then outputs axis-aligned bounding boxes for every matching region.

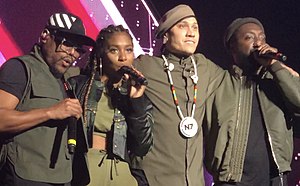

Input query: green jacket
[134,52,225,186]
[204,62,300,182]
[6,45,73,183]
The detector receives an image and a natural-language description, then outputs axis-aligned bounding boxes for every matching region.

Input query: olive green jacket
[204,62,300,183]
[133,51,225,186]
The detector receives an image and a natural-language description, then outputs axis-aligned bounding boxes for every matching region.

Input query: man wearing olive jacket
[204,17,300,186]
[132,4,225,186]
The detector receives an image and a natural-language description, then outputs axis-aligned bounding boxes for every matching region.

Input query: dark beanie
[155,4,195,39]
[223,17,264,50]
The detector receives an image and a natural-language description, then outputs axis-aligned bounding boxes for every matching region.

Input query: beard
[49,64,65,78]
[49,56,74,78]
[236,52,260,76]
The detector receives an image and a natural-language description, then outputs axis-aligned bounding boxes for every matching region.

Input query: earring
[97,57,103,77]
[39,29,50,42]
[43,29,50,35]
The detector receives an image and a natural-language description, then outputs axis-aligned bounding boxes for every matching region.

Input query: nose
[118,50,127,61]
[186,26,195,37]
[253,37,264,48]
[67,47,80,59]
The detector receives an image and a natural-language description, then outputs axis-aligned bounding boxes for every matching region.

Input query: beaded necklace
[162,54,199,138]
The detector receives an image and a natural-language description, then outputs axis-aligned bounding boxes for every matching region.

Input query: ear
[39,29,50,43]
[228,39,237,53]
[163,34,168,44]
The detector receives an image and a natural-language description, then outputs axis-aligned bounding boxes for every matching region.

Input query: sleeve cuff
[268,61,284,73]
[129,95,146,117]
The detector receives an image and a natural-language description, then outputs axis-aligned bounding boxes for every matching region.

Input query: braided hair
[81,25,132,124]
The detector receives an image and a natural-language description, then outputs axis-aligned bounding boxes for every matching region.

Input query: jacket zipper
[227,76,244,181]
[279,172,284,186]
[256,83,283,185]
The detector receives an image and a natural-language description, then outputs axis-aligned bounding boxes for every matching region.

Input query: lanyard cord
[162,55,198,120]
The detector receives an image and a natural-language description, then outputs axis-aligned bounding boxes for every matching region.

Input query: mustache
[61,56,76,65]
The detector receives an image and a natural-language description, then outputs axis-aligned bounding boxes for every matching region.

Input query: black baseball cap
[46,13,95,47]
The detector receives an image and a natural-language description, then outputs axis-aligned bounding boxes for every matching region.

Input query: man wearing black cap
[204,17,300,186]
[0,13,95,185]
[132,4,225,186]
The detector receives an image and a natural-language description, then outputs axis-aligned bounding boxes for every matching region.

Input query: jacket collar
[230,64,266,79]
[30,44,48,66]
[162,50,194,65]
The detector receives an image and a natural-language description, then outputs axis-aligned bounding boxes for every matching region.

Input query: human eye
[177,23,185,29]
[75,47,86,55]
[58,38,73,48]
[108,48,119,54]
[125,47,133,53]
[192,24,198,30]
[244,34,255,41]
[259,34,266,41]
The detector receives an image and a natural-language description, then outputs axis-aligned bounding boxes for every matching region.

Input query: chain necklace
[162,54,199,138]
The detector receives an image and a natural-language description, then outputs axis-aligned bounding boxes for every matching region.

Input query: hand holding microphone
[118,66,147,98]
[118,66,148,86]
[62,80,78,154]
[252,44,287,67]
[254,50,287,62]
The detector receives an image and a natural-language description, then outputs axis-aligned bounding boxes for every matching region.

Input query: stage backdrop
[0,0,299,185]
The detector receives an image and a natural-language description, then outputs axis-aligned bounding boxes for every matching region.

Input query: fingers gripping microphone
[63,80,77,154]
[258,51,287,62]
[118,66,148,85]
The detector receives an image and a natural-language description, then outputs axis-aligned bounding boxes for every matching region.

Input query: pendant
[179,117,198,138]
[168,63,174,71]
[191,74,198,84]
[164,62,174,71]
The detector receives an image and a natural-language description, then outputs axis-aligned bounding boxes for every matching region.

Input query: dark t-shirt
[0,59,27,100]
[218,81,280,186]
[0,59,68,101]
[240,84,271,185]
[239,81,278,185]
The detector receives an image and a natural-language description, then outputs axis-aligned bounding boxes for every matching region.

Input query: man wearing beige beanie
[132,4,225,186]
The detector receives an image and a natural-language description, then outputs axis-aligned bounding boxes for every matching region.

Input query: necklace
[162,55,198,138]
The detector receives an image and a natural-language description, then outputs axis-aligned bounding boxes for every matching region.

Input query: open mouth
[61,57,73,67]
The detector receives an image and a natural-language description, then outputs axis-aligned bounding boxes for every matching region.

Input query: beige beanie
[155,4,195,39]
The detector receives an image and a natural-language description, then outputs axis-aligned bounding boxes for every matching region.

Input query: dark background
[148,0,300,71]
[1,0,299,71]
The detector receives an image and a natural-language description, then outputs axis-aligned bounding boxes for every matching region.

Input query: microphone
[118,66,148,86]
[63,80,77,154]
[256,51,287,62]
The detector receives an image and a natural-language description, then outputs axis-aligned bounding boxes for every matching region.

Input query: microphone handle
[260,52,287,62]
[67,117,77,154]
[119,66,148,85]
[62,80,77,154]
